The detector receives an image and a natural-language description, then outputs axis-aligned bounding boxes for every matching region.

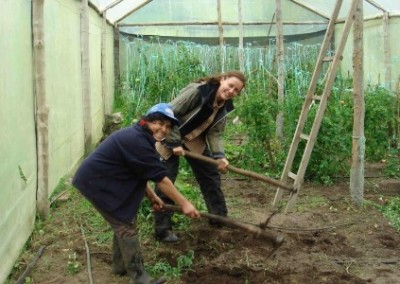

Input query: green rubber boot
[118,236,166,284]
[111,234,126,275]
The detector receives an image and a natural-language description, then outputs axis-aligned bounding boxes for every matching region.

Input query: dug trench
[7,166,400,284]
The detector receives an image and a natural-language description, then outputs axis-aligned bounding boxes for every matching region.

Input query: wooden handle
[183,150,292,191]
[163,204,284,246]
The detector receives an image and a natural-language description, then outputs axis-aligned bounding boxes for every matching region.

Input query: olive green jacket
[164,82,234,158]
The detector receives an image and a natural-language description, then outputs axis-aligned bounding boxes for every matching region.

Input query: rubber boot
[118,236,166,284]
[154,210,179,243]
[111,234,126,275]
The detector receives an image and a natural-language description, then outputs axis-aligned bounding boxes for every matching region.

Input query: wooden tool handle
[163,204,284,246]
[183,150,292,191]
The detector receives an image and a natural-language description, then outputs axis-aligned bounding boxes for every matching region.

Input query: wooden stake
[81,226,93,284]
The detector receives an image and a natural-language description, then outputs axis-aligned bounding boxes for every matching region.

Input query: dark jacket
[73,124,167,223]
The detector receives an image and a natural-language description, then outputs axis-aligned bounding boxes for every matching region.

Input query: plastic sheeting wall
[337,15,400,90]
[0,0,37,282]
[0,1,115,282]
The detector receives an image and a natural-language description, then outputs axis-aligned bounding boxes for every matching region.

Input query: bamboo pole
[217,0,225,72]
[350,0,364,208]
[81,0,93,154]
[383,12,391,90]
[32,0,50,218]
[275,0,284,139]
[183,151,292,191]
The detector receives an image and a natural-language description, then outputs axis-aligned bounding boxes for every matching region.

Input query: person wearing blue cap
[72,103,200,284]
[154,71,246,242]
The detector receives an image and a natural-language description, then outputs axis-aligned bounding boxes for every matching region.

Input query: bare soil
[7,164,400,284]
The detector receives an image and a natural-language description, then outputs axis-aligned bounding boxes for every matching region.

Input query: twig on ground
[49,188,71,206]
[333,258,399,265]
[16,245,46,284]
[265,222,355,232]
[80,225,93,284]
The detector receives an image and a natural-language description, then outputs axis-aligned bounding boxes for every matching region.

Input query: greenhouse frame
[1,0,399,282]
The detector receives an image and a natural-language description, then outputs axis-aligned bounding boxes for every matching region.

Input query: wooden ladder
[272,0,360,212]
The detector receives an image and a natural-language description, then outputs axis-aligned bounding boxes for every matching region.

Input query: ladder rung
[311,95,322,100]
[300,133,310,140]
[322,56,334,62]
[288,171,297,180]
[323,55,343,62]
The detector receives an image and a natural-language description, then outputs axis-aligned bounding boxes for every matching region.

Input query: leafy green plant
[148,250,195,278]
[381,197,400,232]
[117,39,398,185]
[66,252,81,275]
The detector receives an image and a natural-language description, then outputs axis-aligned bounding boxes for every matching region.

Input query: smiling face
[147,119,172,141]
[216,76,244,102]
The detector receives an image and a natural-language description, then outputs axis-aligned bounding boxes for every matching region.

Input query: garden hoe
[176,150,292,246]
[183,150,293,192]
[162,204,284,247]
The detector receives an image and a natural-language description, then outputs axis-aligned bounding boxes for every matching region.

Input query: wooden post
[32,0,50,218]
[275,0,284,139]
[397,75,400,141]
[238,0,244,72]
[217,0,225,72]
[350,0,364,207]
[113,24,120,93]
[81,0,93,154]
[101,12,109,115]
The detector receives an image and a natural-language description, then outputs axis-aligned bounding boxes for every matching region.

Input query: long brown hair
[194,70,246,90]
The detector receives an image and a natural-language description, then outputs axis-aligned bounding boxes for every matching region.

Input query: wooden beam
[88,1,114,26]
[101,0,125,13]
[336,13,400,23]
[115,0,153,24]
[365,0,387,12]
[289,0,330,20]
[118,20,328,27]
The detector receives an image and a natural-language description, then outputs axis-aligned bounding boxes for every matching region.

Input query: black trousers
[154,149,228,235]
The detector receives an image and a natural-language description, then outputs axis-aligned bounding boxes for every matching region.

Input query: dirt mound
[7,175,400,283]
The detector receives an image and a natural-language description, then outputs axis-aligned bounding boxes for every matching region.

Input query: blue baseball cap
[145,103,180,126]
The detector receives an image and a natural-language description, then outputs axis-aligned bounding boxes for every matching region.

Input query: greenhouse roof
[91,0,400,25]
